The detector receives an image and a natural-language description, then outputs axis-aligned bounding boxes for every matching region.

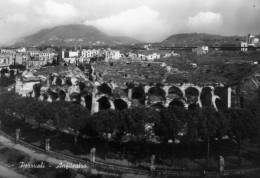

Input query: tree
[66,103,90,144]
[226,108,258,165]
[154,108,178,142]
[33,83,42,99]
[198,107,219,168]
[35,104,51,128]
[124,108,146,139]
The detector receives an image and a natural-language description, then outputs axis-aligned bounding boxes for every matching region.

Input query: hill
[14,24,141,47]
[161,33,246,47]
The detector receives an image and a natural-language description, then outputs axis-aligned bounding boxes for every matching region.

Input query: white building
[147,53,161,61]
[16,47,27,53]
[0,54,14,68]
[105,49,121,61]
[64,57,78,64]
[137,51,161,61]
[192,46,209,55]
[27,50,41,57]
[241,41,248,52]
[248,34,259,44]
[69,51,79,58]
[1,48,16,55]
[78,57,90,64]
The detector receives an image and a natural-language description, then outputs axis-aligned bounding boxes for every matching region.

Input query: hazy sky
[0,0,259,44]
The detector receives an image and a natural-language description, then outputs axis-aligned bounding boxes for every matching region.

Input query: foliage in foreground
[0,93,258,146]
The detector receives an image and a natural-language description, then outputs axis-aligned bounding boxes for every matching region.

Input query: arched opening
[33,83,42,98]
[132,85,145,104]
[168,86,183,99]
[148,86,166,105]
[84,94,92,110]
[58,90,66,101]
[185,87,199,104]
[98,96,111,110]
[214,87,227,108]
[70,93,81,104]
[97,83,112,95]
[201,87,213,107]
[48,89,58,101]
[215,98,225,111]
[114,99,128,111]
[148,87,166,98]
[169,99,185,108]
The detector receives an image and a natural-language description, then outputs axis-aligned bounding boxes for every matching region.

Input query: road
[0,164,27,178]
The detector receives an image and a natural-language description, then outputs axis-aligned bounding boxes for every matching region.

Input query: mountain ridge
[14,24,141,47]
[161,33,257,47]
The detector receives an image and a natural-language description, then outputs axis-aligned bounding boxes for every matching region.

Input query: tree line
[0,93,257,145]
[0,92,259,166]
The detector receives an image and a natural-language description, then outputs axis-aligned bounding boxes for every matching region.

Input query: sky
[0,0,259,44]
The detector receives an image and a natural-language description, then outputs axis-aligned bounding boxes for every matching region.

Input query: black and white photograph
[0,0,260,177]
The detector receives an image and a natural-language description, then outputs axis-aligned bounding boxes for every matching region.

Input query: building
[27,49,41,57]
[163,51,180,58]
[105,49,121,61]
[248,34,259,46]
[241,42,248,52]
[192,46,209,55]
[64,57,78,64]
[147,53,161,61]
[1,48,16,55]
[69,50,79,58]
[137,51,161,61]
[81,49,101,58]
[26,55,47,68]
[0,54,15,69]
[15,53,30,65]
[16,47,27,53]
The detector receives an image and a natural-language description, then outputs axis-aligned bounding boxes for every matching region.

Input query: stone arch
[185,87,199,96]
[98,96,111,110]
[58,90,66,101]
[148,86,166,98]
[185,87,200,105]
[147,86,166,105]
[168,86,184,99]
[70,92,81,104]
[114,99,128,111]
[215,98,225,111]
[97,83,112,96]
[200,87,213,107]
[132,85,145,104]
[214,87,228,108]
